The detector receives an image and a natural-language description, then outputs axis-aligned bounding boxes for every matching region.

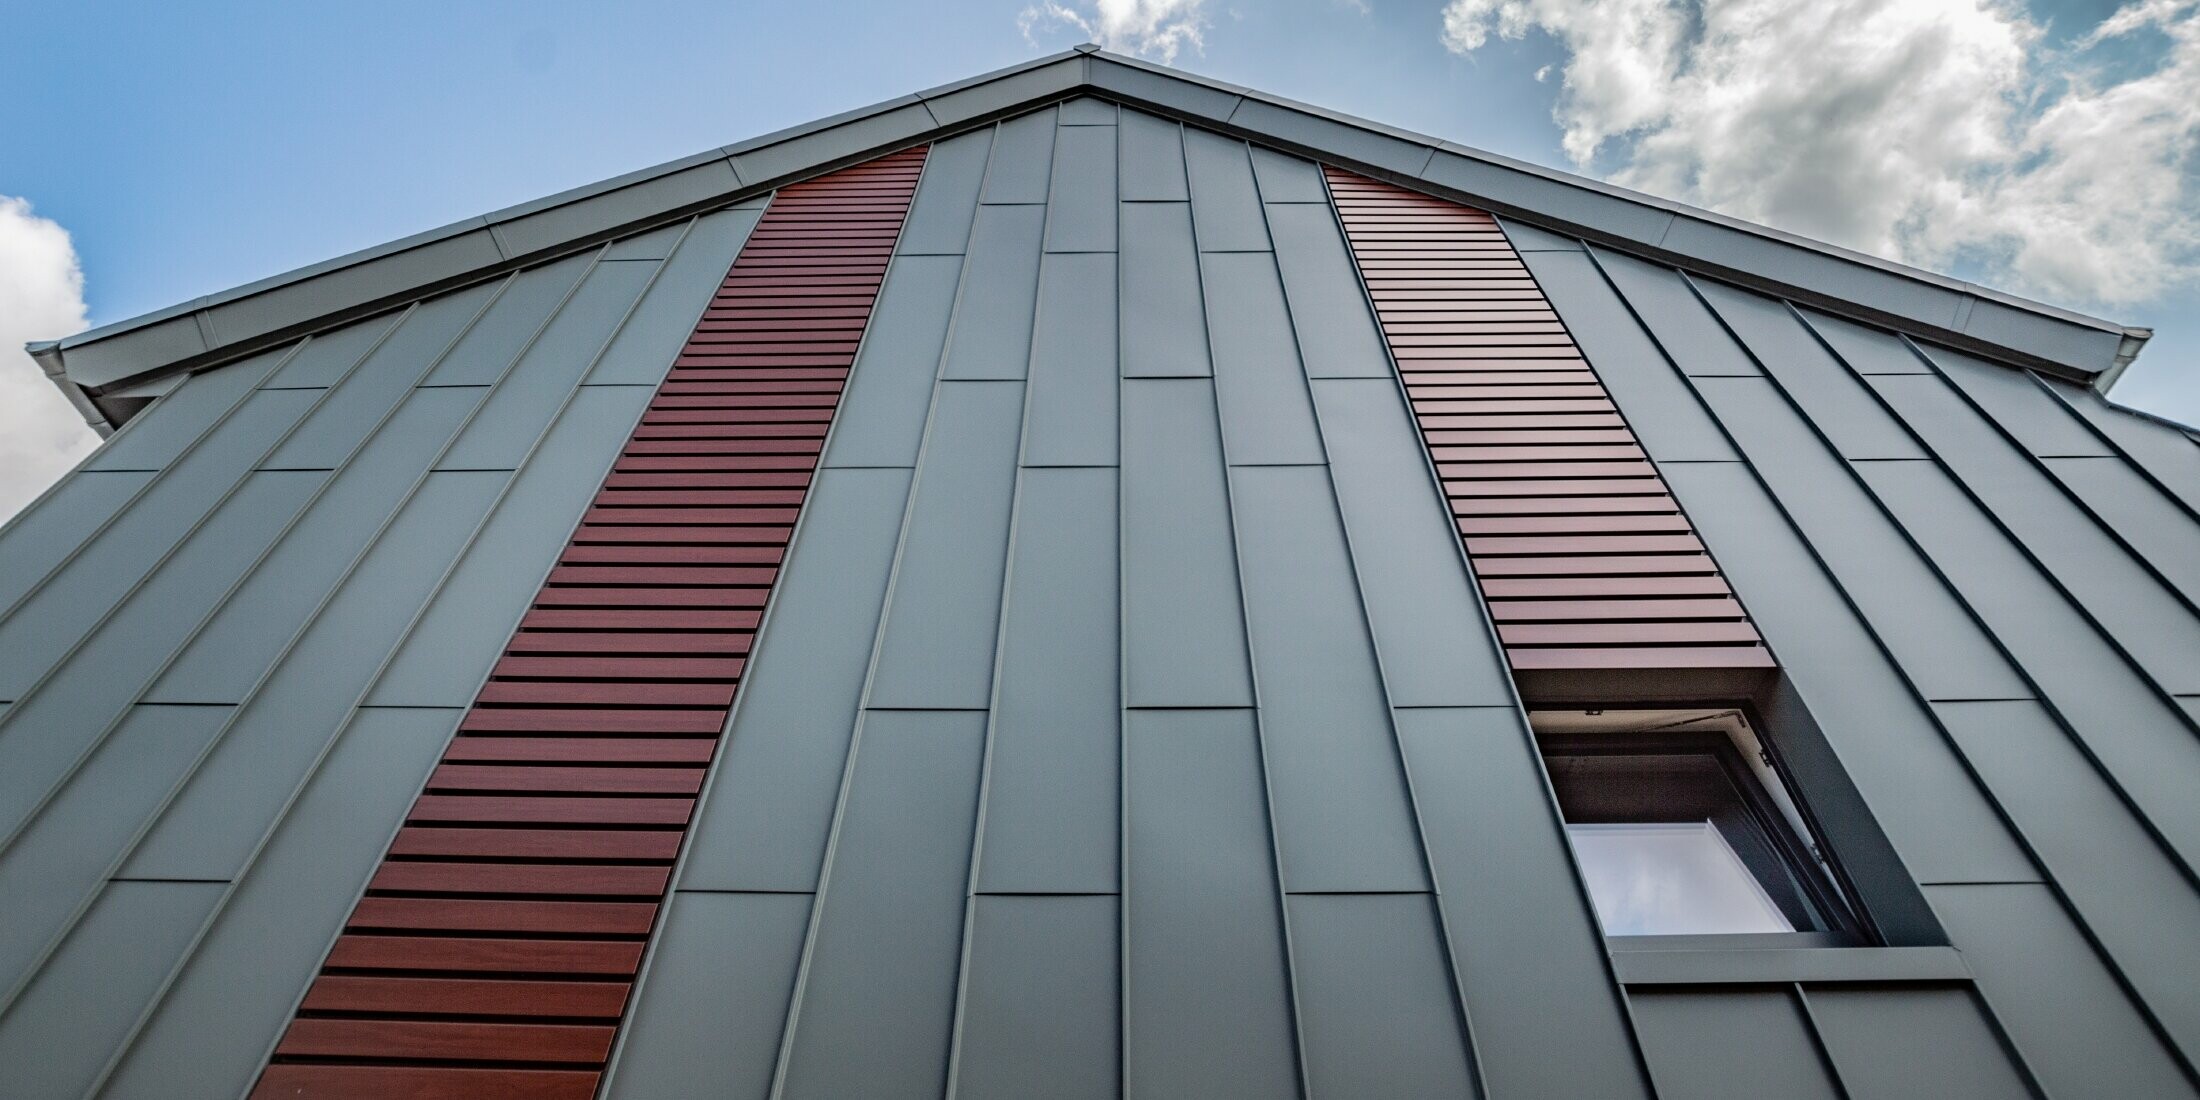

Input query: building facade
[6,47,2200,1099]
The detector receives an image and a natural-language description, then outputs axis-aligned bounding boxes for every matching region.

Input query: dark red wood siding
[251,146,927,1099]
[1323,167,1772,688]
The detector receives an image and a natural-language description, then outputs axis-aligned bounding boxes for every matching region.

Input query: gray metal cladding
[1628,988,1842,1099]
[953,896,1120,1100]
[603,891,812,1100]
[1120,377,1254,706]
[1806,987,2038,1099]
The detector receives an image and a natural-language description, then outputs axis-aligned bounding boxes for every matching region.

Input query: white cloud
[1439,0,2200,310]
[1020,0,1210,63]
[0,196,96,524]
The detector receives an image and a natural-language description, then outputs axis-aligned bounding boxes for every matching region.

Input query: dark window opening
[1534,709,1864,941]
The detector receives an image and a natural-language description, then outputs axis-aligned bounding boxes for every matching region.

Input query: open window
[1533,708,1865,943]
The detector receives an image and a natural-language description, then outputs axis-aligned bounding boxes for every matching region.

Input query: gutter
[26,340,115,438]
[2091,325,2155,396]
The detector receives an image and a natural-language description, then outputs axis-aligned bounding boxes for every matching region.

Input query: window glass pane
[1565,821,1795,936]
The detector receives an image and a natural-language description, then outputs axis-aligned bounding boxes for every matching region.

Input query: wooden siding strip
[253,147,927,1094]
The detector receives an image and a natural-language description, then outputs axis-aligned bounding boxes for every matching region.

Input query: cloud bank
[0,196,96,524]
[1441,0,2200,310]
[1020,0,1209,63]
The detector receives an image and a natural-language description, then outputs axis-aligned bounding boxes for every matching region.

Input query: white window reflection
[1566,821,1794,936]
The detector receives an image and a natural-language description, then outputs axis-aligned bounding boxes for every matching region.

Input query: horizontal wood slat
[254,145,927,1097]
[1326,167,1772,684]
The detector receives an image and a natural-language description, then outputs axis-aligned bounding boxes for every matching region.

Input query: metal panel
[1928,347,2112,456]
[1122,709,1300,1100]
[1119,202,1212,377]
[588,207,764,384]
[1231,97,1433,177]
[1309,378,1516,706]
[265,284,500,469]
[724,101,935,184]
[1629,988,1842,1100]
[367,385,655,706]
[953,895,1120,1100]
[1045,123,1118,253]
[921,58,1085,127]
[0,881,223,1100]
[1022,253,1120,467]
[1088,57,1246,123]
[1396,706,1653,1099]
[2063,387,2200,516]
[1059,95,1118,125]
[262,311,401,388]
[897,128,993,256]
[2046,455,2200,607]
[1118,110,1189,201]
[203,228,504,350]
[1185,128,1271,251]
[866,380,1025,709]
[600,222,686,261]
[97,707,457,1100]
[778,709,985,1100]
[1928,882,2198,1098]
[1804,307,1934,373]
[1249,146,1328,203]
[0,471,153,609]
[1120,378,1254,707]
[822,254,963,469]
[605,892,811,1100]
[1805,986,2038,1099]
[1591,249,1759,376]
[437,258,656,470]
[1231,465,1426,892]
[940,204,1046,380]
[1693,276,1928,459]
[489,159,739,260]
[1286,894,1477,1098]
[1495,217,1585,254]
[978,467,1119,894]
[83,346,288,471]
[421,254,594,386]
[1203,251,1324,466]
[1264,203,1392,379]
[979,106,1057,205]
[678,468,912,892]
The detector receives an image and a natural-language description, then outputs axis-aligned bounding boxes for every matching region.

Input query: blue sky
[1,0,2193,516]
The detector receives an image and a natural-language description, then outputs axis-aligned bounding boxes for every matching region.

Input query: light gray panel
[2065,388,2200,516]
[0,386,319,697]
[601,221,686,260]
[84,346,288,470]
[1287,894,1477,1099]
[492,159,738,259]
[1692,277,1928,459]
[1203,252,1324,466]
[0,471,319,840]
[1248,146,1327,203]
[1520,250,1738,461]
[1059,95,1117,125]
[264,282,499,469]
[369,386,652,706]
[921,60,1085,127]
[1086,57,1244,122]
[897,128,994,256]
[439,260,655,469]
[1872,372,2200,693]
[954,896,1119,1100]
[1630,988,1842,1100]
[2048,455,2200,607]
[1928,882,2197,1098]
[1664,461,2038,884]
[823,254,962,468]
[1022,252,1120,467]
[1862,461,2200,871]
[1934,700,2200,1065]
[123,471,503,880]
[261,310,399,388]
[1691,377,2030,701]
[980,106,1057,205]
[680,468,913,891]
[98,707,455,1100]
[1119,202,1212,377]
[1123,709,1299,1100]
[978,468,1119,894]
[1495,217,1584,253]
[1234,98,1433,177]
[867,381,1024,709]
[420,253,593,385]
[199,229,503,353]
[1806,986,2037,1100]
[1592,249,1760,376]
[1185,129,1270,251]
[1265,203,1393,379]
[0,705,229,1003]
[725,102,937,186]
[0,470,153,610]
[1310,379,1516,706]
[154,387,481,702]
[1118,110,1189,201]
[608,892,812,1100]
[1232,465,1426,892]
[1120,379,1253,707]
[588,206,762,384]
[1802,306,1934,373]
[1928,347,2113,456]
[1397,706,1653,1100]
[779,710,985,1100]
[940,205,1046,380]
[1044,123,1118,253]
[0,881,223,1100]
